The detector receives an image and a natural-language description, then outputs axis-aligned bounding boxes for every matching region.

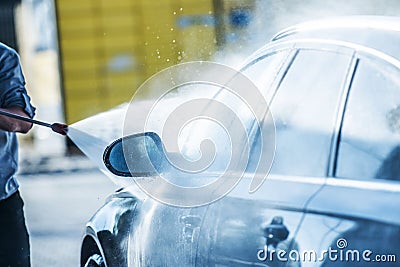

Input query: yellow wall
[56,0,216,123]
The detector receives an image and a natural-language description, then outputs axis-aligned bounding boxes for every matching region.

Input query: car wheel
[84,253,105,267]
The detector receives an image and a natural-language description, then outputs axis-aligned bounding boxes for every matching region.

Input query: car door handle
[263,216,289,248]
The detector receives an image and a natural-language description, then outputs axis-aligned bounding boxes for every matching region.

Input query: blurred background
[1,0,400,266]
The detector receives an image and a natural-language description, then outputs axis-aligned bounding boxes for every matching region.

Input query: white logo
[123,61,275,207]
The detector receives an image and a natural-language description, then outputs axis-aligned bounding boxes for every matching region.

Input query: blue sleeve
[0,45,36,118]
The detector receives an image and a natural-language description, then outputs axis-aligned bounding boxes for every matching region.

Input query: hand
[0,107,32,133]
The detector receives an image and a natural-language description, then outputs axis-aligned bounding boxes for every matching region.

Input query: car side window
[269,49,352,177]
[336,57,400,181]
[243,50,292,101]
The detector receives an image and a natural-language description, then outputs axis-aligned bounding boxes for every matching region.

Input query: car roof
[270,16,400,62]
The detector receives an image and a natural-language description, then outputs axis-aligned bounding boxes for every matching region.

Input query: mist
[253,0,400,43]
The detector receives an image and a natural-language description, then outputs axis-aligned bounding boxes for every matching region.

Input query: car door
[295,52,400,266]
[126,47,303,267]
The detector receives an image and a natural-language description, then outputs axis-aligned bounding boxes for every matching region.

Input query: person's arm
[0,106,33,133]
[0,44,36,133]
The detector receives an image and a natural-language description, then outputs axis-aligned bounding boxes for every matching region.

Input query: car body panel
[295,177,400,266]
[295,213,399,267]
[82,196,140,267]
[126,197,305,267]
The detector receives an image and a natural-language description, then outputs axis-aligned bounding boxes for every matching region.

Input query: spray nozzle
[51,123,68,135]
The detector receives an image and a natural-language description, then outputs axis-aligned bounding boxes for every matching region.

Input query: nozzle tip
[51,123,68,135]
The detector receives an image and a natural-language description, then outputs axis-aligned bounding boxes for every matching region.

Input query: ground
[18,167,118,267]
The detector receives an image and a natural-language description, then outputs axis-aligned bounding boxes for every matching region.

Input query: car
[79,16,400,267]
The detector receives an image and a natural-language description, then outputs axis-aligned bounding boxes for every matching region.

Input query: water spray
[0,109,68,135]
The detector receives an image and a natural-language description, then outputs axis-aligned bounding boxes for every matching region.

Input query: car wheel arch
[81,234,107,267]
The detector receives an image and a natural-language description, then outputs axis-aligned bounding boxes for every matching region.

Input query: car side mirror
[103,132,165,177]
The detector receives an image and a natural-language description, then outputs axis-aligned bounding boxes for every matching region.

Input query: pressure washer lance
[0,109,68,135]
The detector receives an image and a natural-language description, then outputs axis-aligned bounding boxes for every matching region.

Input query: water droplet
[157,55,161,59]
[178,56,182,60]
[166,58,170,62]
[170,28,174,31]
[144,42,148,46]
[172,39,176,43]
[180,7,183,11]
[173,11,177,15]
[156,36,160,39]
[146,26,150,30]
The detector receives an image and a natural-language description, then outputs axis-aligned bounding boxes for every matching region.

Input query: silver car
[80,16,400,267]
